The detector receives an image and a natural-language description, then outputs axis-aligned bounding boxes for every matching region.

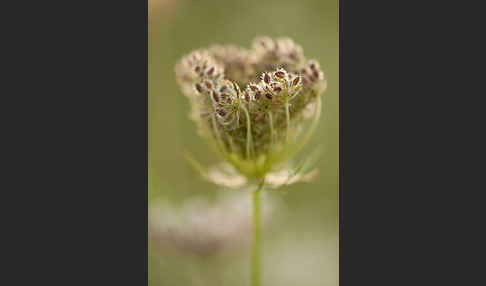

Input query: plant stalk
[251,180,264,286]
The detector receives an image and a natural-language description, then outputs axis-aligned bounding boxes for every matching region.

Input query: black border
[20,1,149,284]
[338,0,478,284]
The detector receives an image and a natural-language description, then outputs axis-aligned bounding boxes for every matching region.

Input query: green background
[149,0,338,285]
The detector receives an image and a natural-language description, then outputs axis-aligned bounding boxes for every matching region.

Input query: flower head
[149,193,279,256]
[175,36,326,185]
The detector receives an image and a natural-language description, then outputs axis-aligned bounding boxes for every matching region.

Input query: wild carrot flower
[149,193,278,257]
[175,36,327,286]
[175,36,327,187]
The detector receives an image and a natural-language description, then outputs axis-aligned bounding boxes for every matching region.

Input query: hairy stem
[268,111,274,147]
[294,94,322,156]
[211,113,226,154]
[241,105,253,159]
[285,98,290,144]
[251,180,265,286]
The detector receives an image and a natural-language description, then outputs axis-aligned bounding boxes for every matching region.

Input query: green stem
[251,180,264,286]
[211,113,227,156]
[241,105,252,159]
[294,94,322,156]
[268,111,274,147]
[285,98,290,144]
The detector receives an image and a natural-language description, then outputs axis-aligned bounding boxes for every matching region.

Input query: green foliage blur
[149,0,338,285]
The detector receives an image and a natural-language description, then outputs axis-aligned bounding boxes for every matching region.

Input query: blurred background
[149,0,338,285]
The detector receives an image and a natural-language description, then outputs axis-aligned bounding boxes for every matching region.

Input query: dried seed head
[217,109,226,117]
[207,66,215,76]
[309,60,319,71]
[212,91,220,102]
[175,36,326,178]
[232,82,241,93]
[292,76,300,86]
[208,44,254,86]
[253,36,275,50]
[274,71,285,78]
[195,83,203,93]
[205,81,212,89]
[255,91,261,100]
[263,73,271,84]
[243,91,250,101]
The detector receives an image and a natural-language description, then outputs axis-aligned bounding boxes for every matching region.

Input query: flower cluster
[175,36,326,184]
[149,193,279,256]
